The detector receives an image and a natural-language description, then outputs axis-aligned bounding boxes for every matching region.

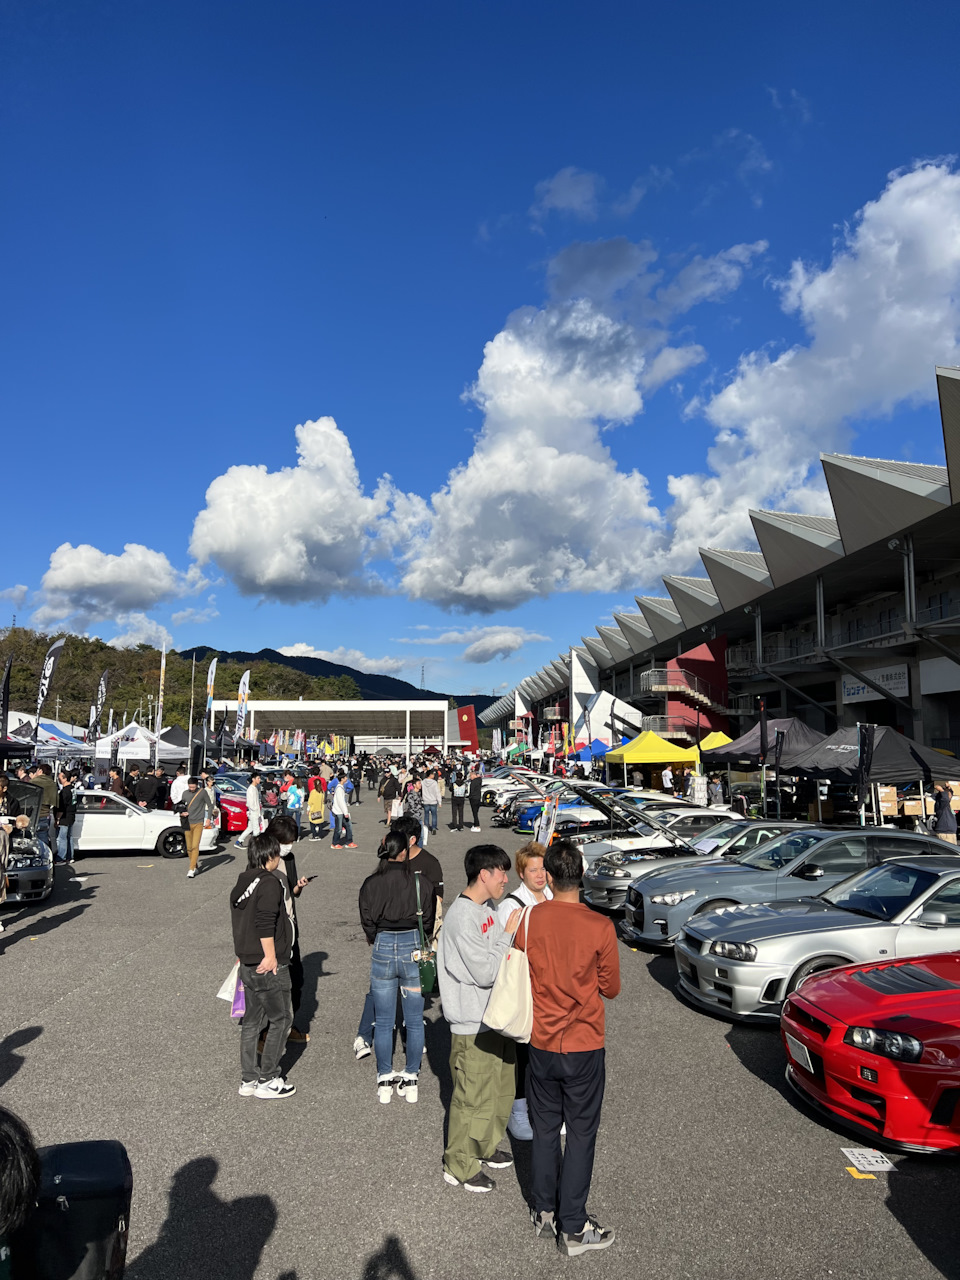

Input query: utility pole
[420,664,425,690]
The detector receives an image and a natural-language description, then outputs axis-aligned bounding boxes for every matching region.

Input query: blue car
[515,786,627,833]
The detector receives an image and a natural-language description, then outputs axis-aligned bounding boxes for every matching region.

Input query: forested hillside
[0,628,359,732]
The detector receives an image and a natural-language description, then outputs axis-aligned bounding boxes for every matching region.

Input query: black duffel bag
[11,1139,132,1279]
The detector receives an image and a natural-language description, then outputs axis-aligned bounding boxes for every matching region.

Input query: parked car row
[598,821,960,1151]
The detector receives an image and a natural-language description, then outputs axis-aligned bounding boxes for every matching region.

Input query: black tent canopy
[788,726,957,785]
[700,717,826,771]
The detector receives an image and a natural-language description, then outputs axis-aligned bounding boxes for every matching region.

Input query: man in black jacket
[468,765,483,832]
[230,833,297,1099]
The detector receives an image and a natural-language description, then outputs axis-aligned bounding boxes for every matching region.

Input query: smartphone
[305,874,318,882]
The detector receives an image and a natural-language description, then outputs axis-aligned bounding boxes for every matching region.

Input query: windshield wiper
[831,904,881,919]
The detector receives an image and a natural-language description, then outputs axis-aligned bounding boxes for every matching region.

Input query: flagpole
[187,654,196,763]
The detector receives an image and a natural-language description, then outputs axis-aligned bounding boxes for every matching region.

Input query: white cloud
[396,625,550,663]
[641,345,707,391]
[652,241,767,317]
[106,614,174,651]
[530,167,601,224]
[34,542,203,628]
[0,585,28,608]
[278,643,408,675]
[669,161,960,564]
[171,600,219,627]
[190,417,420,602]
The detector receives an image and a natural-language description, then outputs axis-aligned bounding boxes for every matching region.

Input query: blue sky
[3,1,959,695]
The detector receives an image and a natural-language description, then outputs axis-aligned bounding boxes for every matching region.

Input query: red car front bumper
[782,992,960,1153]
[219,796,248,833]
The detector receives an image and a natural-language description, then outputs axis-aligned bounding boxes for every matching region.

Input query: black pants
[290,937,304,1016]
[469,797,480,827]
[515,1040,528,1100]
[527,1045,605,1235]
[451,797,465,829]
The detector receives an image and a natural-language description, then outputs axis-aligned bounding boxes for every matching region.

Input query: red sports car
[781,953,960,1153]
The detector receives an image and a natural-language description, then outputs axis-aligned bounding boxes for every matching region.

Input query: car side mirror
[918,910,949,928]
[793,863,825,880]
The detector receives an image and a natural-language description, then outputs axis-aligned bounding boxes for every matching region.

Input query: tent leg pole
[919,779,926,833]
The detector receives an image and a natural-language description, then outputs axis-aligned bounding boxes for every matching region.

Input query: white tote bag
[216,960,240,1003]
[484,906,534,1043]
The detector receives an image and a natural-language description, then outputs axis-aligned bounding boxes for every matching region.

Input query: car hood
[685,898,874,944]
[640,860,770,890]
[794,953,960,1031]
[8,780,42,830]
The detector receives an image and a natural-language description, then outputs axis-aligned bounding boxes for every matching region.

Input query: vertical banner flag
[90,669,109,745]
[0,655,11,748]
[35,637,66,738]
[154,648,167,767]
[206,657,218,732]
[236,669,250,742]
[856,722,876,807]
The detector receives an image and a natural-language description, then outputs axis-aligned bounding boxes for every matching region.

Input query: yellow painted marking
[845,1167,876,1180]
[137,864,155,869]
[29,936,39,941]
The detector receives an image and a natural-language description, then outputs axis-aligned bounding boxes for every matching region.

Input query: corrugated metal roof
[755,510,841,537]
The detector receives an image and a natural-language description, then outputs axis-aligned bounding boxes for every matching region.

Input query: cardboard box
[947,782,960,812]
[901,799,934,816]
[808,799,834,822]
[877,786,898,816]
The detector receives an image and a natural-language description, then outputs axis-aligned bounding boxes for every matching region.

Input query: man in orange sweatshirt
[522,839,620,1257]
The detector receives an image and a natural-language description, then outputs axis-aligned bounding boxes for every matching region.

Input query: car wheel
[158,828,187,859]
[482,791,496,805]
[693,898,736,915]
[787,955,847,993]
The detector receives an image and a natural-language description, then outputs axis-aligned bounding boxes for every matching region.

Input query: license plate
[785,1032,814,1074]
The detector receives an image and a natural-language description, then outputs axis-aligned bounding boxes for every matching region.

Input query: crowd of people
[225,747,621,1258]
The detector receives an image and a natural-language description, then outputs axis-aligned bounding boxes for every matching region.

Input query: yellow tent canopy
[698,731,732,752]
[605,730,699,765]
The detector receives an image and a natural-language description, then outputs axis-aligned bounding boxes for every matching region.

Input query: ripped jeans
[370,928,424,1078]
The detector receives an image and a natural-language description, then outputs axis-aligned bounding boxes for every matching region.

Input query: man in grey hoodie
[437,844,523,1193]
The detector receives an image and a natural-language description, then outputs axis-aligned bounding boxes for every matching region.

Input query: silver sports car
[673,854,960,1021]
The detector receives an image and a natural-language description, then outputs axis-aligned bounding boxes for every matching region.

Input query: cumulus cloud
[0,585,28,608]
[106,613,174,650]
[34,542,203,628]
[530,167,601,224]
[669,161,960,563]
[396,626,550,662]
[171,600,219,627]
[190,417,421,602]
[278,643,408,675]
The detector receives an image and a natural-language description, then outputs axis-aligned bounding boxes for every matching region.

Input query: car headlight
[843,1026,924,1062]
[708,940,758,962]
[650,889,696,906]
[609,868,631,879]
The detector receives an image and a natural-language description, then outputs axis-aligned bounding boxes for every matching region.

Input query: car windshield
[691,820,747,852]
[737,830,827,871]
[822,863,941,920]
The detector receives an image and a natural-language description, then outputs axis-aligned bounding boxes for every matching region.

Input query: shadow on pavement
[0,872,98,950]
[643,953,679,993]
[361,1234,420,1280]
[125,1156,279,1280]
[423,1012,452,1110]
[886,1158,960,1279]
[0,1025,42,1086]
[725,1022,790,1098]
[296,950,332,1033]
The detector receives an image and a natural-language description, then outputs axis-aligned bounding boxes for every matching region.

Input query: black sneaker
[443,1169,496,1193]
[559,1216,615,1256]
[531,1209,557,1239]
[482,1147,514,1169]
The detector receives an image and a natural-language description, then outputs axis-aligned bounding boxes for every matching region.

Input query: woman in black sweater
[358,829,436,1105]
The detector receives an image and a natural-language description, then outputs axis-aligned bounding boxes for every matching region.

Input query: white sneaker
[396,1073,419,1103]
[254,1076,296,1100]
[377,1075,395,1104]
[238,1080,258,1097]
[353,1035,372,1060]
[470,826,481,832]
[187,868,197,878]
[507,1097,533,1140]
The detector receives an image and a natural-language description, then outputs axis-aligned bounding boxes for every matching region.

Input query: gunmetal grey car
[583,820,805,912]
[2,780,53,904]
[674,854,960,1021]
[616,828,946,949]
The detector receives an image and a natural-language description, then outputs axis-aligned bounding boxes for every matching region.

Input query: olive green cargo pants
[443,1029,517,1182]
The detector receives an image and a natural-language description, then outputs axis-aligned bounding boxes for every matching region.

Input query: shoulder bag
[414,871,437,995]
[483,905,534,1042]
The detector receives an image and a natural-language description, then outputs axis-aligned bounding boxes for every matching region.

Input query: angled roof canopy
[749,509,844,586]
[822,453,951,554]
[663,576,722,628]
[636,597,684,644]
[613,611,655,653]
[581,635,614,668]
[936,366,960,503]
[596,625,634,663]
[699,547,772,611]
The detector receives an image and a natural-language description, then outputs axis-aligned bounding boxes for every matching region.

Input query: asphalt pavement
[3,792,959,1280]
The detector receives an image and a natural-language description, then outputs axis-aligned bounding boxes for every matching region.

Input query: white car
[72,789,219,859]
[481,772,552,805]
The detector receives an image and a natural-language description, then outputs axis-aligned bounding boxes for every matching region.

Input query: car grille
[787,1003,830,1041]
[683,929,701,952]
[631,898,644,930]
[626,886,641,906]
[930,1088,960,1127]
[854,964,960,995]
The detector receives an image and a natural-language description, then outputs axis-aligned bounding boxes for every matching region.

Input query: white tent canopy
[94,722,188,763]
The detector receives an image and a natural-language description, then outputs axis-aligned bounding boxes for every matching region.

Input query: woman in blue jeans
[358,829,436,1104]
